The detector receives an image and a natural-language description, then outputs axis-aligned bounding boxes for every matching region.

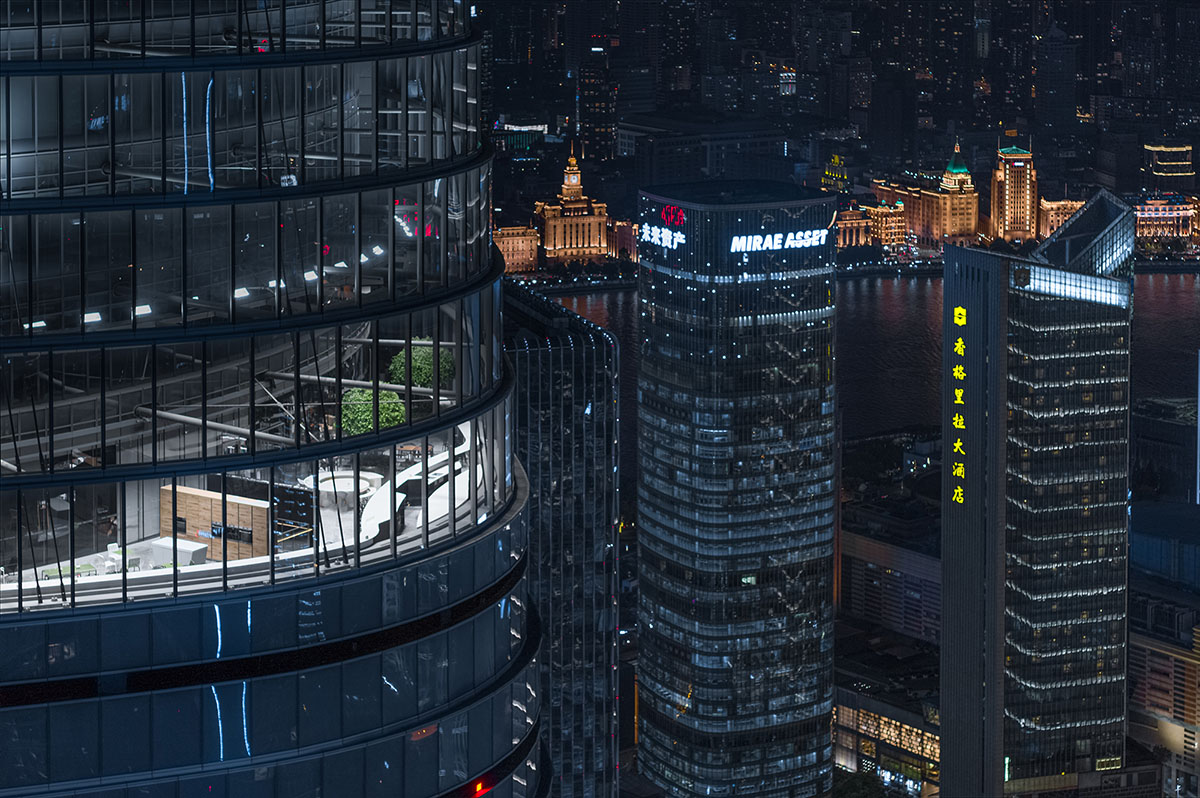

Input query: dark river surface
[558,274,1200,515]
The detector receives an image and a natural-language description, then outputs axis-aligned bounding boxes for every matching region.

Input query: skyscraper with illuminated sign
[635,182,838,798]
[941,190,1135,796]
[990,144,1039,242]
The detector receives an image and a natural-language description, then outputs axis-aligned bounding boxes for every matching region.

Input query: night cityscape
[2,2,1200,798]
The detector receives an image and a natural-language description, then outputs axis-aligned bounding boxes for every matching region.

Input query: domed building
[872,141,980,249]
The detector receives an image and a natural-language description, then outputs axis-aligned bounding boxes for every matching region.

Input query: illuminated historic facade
[871,143,978,249]
[837,207,871,248]
[1037,197,1085,239]
[1127,193,1196,240]
[941,190,1134,795]
[497,226,541,272]
[533,148,610,264]
[989,145,1039,242]
[836,201,906,250]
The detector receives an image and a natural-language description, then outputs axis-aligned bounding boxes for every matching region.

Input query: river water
[558,274,1200,515]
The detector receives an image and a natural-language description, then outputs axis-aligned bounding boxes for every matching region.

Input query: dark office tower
[1054,1,1118,105]
[564,0,613,78]
[481,0,548,116]
[1117,4,1164,99]
[0,4,543,797]
[636,183,838,798]
[941,190,1135,796]
[660,0,698,99]
[1172,6,1200,103]
[989,0,1037,117]
[579,46,617,162]
[504,283,620,798]
[1035,25,1077,136]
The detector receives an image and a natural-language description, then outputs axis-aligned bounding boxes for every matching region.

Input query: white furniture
[150,537,209,566]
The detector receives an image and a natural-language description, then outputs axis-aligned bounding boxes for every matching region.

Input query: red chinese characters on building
[661,206,686,227]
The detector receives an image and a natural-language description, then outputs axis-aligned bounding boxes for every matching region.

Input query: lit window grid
[0,45,481,198]
[0,167,492,335]
[1001,278,1131,779]
[0,625,540,794]
[636,195,837,798]
[0,0,472,60]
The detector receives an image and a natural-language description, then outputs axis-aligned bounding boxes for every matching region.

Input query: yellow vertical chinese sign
[950,306,967,505]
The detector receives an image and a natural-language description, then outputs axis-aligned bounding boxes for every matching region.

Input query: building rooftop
[1032,188,1133,276]
[1131,500,1200,541]
[1134,396,1198,424]
[835,619,940,718]
[998,145,1031,156]
[618,111,782,136]
[642,180,829,208]
[945,143,970,174]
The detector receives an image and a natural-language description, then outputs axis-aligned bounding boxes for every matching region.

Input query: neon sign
[949,305,967,506]
[729,229,829,253]
[641,224,687,250]
[661,206,686,227]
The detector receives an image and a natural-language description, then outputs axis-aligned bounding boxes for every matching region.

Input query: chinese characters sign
[641,224,687,250]
[660,205,686,227]
[950,305,967,506]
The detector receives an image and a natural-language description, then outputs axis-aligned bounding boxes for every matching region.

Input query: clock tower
[560,141,585,202]
[533,140,611,265]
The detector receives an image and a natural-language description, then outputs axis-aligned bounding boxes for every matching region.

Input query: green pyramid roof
[945,146,971,174]
[999,145,1031,155]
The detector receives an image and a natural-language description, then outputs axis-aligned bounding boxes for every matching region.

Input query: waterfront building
[636,181,838,798]
[498,227,543,272]
[871,143,979,250]
[505,283,620,798]
[941,190,1135,795]
[864,201,908,251]
[835,199,907,252]
[836,206,872,249]
[533,148,611,265]
[1037,196,1086,240]
[1126,193,1196,241]
[0,4,543,796]
[989,144,1040,242]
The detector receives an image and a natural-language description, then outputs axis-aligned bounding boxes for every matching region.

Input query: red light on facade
[474,781,491,797]
[661,206,686,227]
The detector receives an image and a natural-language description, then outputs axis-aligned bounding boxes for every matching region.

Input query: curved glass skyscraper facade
[0,3,542,796]
[635,183,837,798]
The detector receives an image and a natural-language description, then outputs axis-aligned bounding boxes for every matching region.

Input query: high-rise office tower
[1034,24,1078,135]
[941,190,1135,796]
[636,183,838,798]
[564,0,614,78]
[0,4,543,796]
[578,46,617,161]
[991,144,1040,242]
[659,0,698,98]
[505,283,620,798]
